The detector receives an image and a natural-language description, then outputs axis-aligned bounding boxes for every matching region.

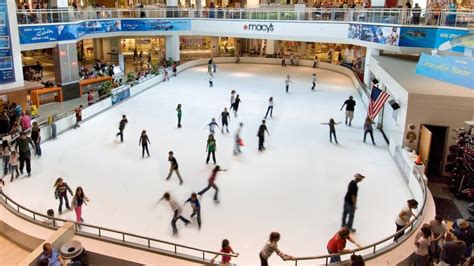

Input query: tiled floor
[428,181,470,220]
[0,235,30,265]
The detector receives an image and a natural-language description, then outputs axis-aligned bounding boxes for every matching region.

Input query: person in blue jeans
[342,174,365,233]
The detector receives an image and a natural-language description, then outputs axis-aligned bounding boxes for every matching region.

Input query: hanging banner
[121,19,191,31]
[399,27,468,52]
[0,0,15,83]
[348,24,400,45]
[416,54,474,89]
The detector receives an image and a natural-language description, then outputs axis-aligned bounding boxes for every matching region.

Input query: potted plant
[98,80,112,97]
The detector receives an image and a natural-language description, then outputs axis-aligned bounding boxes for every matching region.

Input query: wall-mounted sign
[348,24,400,46]
[399,27,468,52]
[120,19,190,31]
[0,0,15,84]
[243,23,274,33]
[416,54,474,89]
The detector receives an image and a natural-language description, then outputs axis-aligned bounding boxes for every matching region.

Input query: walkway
[0,235,30,265]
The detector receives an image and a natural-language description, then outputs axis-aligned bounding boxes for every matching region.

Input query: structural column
[166,35,181,63]
[364,48,380,86]
[53,42,80,101]
[246,0,260,8]
[48,0,68,8]
[265,40,276,55]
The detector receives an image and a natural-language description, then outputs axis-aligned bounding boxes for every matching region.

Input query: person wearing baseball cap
[342,174,365,233]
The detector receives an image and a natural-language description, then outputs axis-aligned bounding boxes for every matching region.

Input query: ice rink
[3,63,411,264]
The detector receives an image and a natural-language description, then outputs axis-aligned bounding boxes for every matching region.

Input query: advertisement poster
[416,54,474,89]
[399,27,468,52]
[111,87,130,105]
[348,24,399,46]
[121,19,191,31]
[76,20,121,38]
[19,24,77,44]
[0,0,15,83]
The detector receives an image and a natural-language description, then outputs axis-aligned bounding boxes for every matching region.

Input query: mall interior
[0,0,473,265]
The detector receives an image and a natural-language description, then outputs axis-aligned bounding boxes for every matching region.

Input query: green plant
[98,80,112,97]
[126,72,136,83]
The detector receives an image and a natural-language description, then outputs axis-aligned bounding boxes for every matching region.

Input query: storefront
[179,36,212,61]
[120,37,166,62]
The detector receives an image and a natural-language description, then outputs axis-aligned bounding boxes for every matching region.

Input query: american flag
[368,87,390,120]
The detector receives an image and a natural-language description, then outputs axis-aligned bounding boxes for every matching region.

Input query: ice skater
[212,61,217,73]
[2,140,11,176]
[290,53,295,65]
[116,115,128,142]
[53,177,73,215]
[285,75,293,93]
[211,239,238,264]
[321,119,341,144]
[234,123,244,155]
[176,104,182,128]
[163,69,169,81]
[160,192,190,235]
[342,173,365,233]
[313,55,319,68]
[166,151,183,185]
[172,63,177,77]
[257,120,270,151]
[233,95,241,117]
[139,130,150,158]
[207,58,213,73]
[206,134,217,164]
[311,73,319,91]
[281,57,286,67]
[71,186,89,226]
[207,73,214,87]
[16,131,35,177]
[73,105,83,128]
[206,118,220,135]
[340,96,356,126]
[220,108,230,134]
[9,151,19,182]
[363,117,376,145]
[229,90,236,111]
[259,232,294,266]
[184,193,201,229]
[264,97,274,119]
[198,165,227,202]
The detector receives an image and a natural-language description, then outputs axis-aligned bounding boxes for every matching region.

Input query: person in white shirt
[264,97,274,119]
[429,215,447,262]
[285,75,294,93]
[394,199,419,241]
[415,226,432,266]
[233,123,243,155]
[259,232,294,266]
[229,90,236,111]
[161,192,190,235]
[311,73,319,91]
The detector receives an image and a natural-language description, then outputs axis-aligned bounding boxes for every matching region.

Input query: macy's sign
[243,23,274,33]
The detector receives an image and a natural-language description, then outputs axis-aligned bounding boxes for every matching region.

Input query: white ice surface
[3,64,411,265]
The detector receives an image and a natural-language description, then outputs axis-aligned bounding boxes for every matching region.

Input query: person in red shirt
[197,165,227,202]
[327,227,361,263]
[210,239,238,264]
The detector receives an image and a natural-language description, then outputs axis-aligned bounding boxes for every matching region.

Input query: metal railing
[16,7,474,28]
[285,159,428,265]
[0,190,238,263]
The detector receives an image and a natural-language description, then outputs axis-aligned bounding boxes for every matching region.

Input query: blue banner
[0,0,15,84]
[121,19,190,31]
[399,27,468,52]
[19,24,77,43]
[416,54,474,89]
[111,87,130,105]
[76,20,121,38]
[348,24,400,45]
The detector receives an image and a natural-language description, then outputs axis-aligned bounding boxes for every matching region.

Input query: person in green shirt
[176,104,182,128]
[15,131,35,176]
[206,134,217,164]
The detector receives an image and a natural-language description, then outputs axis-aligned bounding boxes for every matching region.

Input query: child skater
[71,186,89,227]
[220,108,230,134]
[259,232,294,266]
[211,239,239,265]
[257,120,270,151]
[363,117,376,145]
[160,192,190,235]
[321,118,341,144]
[198,165,227,202]
[206,134,217,164]
[166,151,183,185]
[172,63,177,77]
[139,130,151,158]
[264,97,274,119]
[53,177,73,215]
[163,68,169,81]
[9,151,19,182]
[229,90,236,111]
[207,73,214,87]
[285,75,294,93]
[233,95,241,117]
[176,104,182,128]
[311,73,319,91]
[184,192,201,229]
[234,123,243,155]
[212,61,217,73]
[116,115,128,142]
[207,118,220,135]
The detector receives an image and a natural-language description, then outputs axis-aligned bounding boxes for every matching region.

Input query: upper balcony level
[16,7,474,28]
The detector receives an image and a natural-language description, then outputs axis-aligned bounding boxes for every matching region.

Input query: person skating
[311,73,319,91]
[163,69,170,81]
[327,227,362,263]
[172,63,177,77]
[212,61,217,73]
[259,232,294,266]
[206,134,217,164]
[116,115,128,142]
[9,151,19,182]
[71,186,89,226]
[264,97,274,119]
[166,151,183,185]
[281,57,286,67]
[340,96,356,126]
[229,90,236,111]
[198,165,227,202]
[363,117,376,145]
[257,120,270,151]
[73,105,83,128]
[176,104,182,128]
[312,55,319,68]
[53,177,73,215]
[285,75,294,93]
[220,108,230,134]
[31,122,42,157]
[15,131,35,177]
[184,193,201,229]
[211,239,238,264]
[207,73,214,87]
[321,119,341,144]
[160,192,190,235]
[207,118,220,135]
[342,173,365,233]
[233,95,241,117]
[207,58,213,73]
[234,123,244,155]
[139,130,151,158]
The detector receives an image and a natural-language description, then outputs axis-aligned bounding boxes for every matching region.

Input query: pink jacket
[20,115,31,131]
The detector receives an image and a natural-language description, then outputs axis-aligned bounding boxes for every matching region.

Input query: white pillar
[167,0,179,7]
[247,0,260,8]
[166,35,181,62]
[265,40,276,55]
[210,37,219,57]
[364,48,380,86]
